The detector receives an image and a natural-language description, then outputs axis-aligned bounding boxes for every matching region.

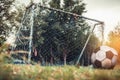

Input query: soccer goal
[11,3,104,66]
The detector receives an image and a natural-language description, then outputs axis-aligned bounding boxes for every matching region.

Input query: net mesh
[11,4,104,66]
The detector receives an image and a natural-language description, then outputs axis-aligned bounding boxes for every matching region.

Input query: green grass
[0,64,120,80]
[0,53,120,80]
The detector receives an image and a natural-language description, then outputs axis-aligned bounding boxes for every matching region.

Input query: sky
[83,0,120,40]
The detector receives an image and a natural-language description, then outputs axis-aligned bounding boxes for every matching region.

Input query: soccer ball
[91,46,118,69]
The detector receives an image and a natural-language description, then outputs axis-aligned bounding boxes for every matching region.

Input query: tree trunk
[50,57,53,65]
[50,45,53,65]
[38,48,45,65]
[63,48,67,65]
[64,53,67,65]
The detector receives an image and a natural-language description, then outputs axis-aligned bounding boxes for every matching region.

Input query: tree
[0,0,21,36]
[83,34,101,66]
[28,0,100,65]
[0,0,15,43]
[36,0,90,65]
[0,0,27,45]
[4,0,100,66]
[107,24,120,64]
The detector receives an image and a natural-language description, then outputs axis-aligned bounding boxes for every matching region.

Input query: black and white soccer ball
[91,46,118,69]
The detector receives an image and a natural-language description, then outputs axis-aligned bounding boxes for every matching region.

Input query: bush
[0,53,13,64]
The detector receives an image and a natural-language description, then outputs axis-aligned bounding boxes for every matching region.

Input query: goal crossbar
[27,3,104,24]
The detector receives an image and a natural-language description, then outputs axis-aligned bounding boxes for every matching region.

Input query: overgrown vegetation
[0,53,120,80]
[0,63,120,80]
[107,24,120,64]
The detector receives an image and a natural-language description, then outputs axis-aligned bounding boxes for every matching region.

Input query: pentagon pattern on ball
[106,51,114,59]
[102,58,112,69]
[101,46,118,56]
[96,50,106,61]
[94,60,102,68]
[91,46,118,69]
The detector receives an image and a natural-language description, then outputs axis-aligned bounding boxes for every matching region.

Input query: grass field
[0,63,120,80]
[0,53,120,80]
